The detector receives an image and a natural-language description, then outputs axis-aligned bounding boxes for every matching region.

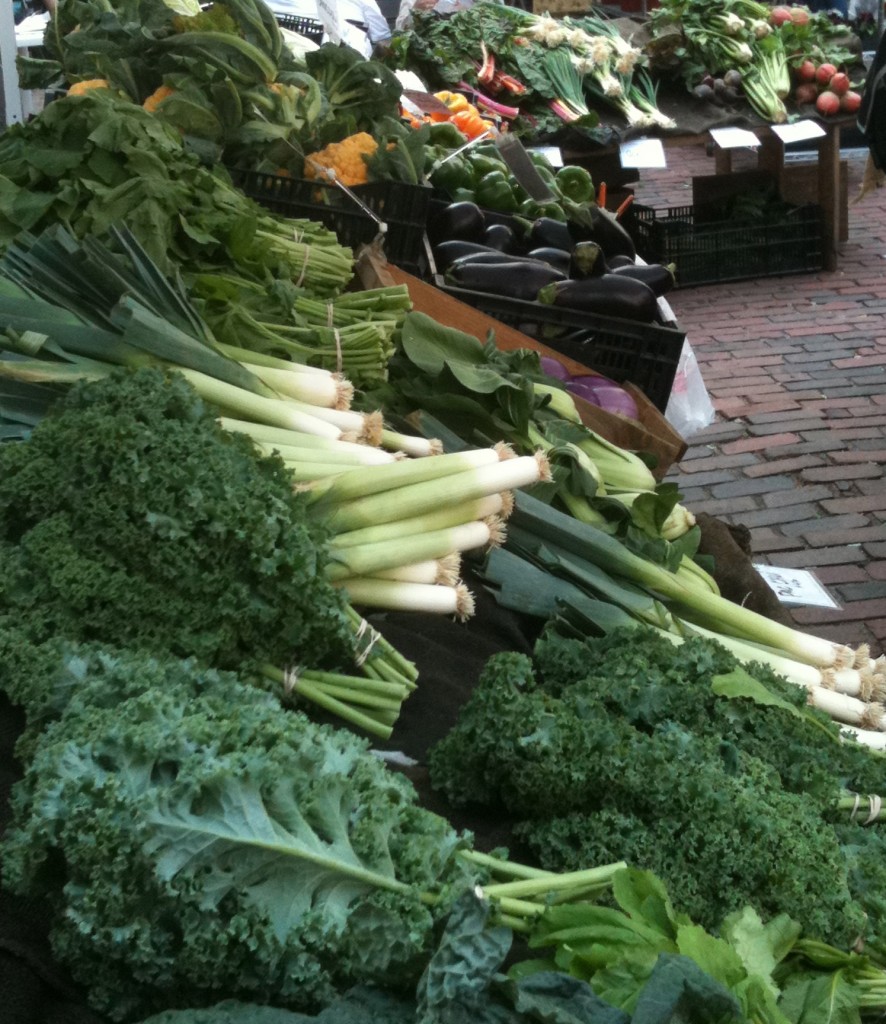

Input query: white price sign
[316,0,341,43]
[753,564,841,609]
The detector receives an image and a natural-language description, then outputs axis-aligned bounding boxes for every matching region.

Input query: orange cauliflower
[304,132,378,187]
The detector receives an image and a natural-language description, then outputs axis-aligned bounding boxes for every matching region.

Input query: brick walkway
[631,141,886,657]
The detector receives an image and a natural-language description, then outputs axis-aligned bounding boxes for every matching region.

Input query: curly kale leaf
[1,645,471,1021]
[0,367,352,674]
[428,626,875,947]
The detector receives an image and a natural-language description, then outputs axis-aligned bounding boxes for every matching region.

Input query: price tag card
[619,137,667,168]
[401,90,451,117]
[771,119,826,144]
[710,126,761,149]
[528,146,564,169]
[753,564,841,609]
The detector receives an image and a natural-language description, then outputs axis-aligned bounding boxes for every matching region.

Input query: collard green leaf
[612,868,686,943]
[777,971,861,1024]
[505,970,630,1024]
[711,668,804,719]
[719,907,801,991]
[630,953,745,1024]
[675,924,746,991]
[417,891,513,1024]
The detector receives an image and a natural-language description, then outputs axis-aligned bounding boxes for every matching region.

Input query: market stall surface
[631,141,885,657]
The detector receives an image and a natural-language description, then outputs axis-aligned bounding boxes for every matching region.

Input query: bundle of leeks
[0,225,548,737]
[484,491,885,745]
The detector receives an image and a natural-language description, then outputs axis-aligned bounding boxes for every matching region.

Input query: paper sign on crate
[753,564,841,609]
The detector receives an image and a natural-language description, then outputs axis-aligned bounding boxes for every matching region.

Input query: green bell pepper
[428,121,469,149]
[468,152,508,180]
[519,197,567,221]
[430,153,476,197]
[475,169,518,213]
[554,165,595,204]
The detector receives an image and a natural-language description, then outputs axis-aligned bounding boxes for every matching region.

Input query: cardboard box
[356,249,687,478]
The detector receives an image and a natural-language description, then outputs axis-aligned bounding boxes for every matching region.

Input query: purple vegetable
[566,376,639,419]
[540,355,570,381]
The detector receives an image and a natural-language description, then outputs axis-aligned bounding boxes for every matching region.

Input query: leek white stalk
[326,520,494,582]
[331,493,507,549]
[362,553,462,586]
[810,686,884,731]
[177,367,342,439]
[379,428,443,458]
[277,399,372,435]
[323,454,549,534]
[306,446,506,506]
[255,441,398,466]
[838,725,886,751]
[240,360,351,409]
[219,417,369,454]
[336,578,476,619]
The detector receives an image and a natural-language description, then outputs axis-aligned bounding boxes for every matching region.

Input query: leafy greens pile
[428,625,886,949]
[0,366,353,673]
[0,638,470,1021]
[20,0,411,175]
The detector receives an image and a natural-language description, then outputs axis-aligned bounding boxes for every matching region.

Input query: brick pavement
[631,140,885,656]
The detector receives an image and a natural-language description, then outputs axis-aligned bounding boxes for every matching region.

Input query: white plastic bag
[665,340,716,440]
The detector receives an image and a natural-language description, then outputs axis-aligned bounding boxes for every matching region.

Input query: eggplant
[445,259,567,301]
[433,239,502,270]
[537,274,658,323]
[528,216,574,253]
[449,251,553,269]
[427,200,486,246]
[610,262,676,297]
[527,247,573,274]
[571,205,636,261]
[605,254,636,269]
[569,240,608,278]
[483,222,519,253]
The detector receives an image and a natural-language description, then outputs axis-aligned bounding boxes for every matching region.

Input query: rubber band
[850,793,861,823]
[353,616,381,667]
[295,247,311,289]
[865,795,882,825]
[333,328,343,374]
[283,664,301,695]
[326,303,335,328]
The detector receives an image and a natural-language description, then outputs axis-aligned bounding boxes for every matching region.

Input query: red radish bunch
[792,59,861,116]
[771,4,811,26]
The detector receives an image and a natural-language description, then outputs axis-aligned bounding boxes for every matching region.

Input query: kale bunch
[428,626,877,947]
[1,641,471,1021]
[0,367,353,673]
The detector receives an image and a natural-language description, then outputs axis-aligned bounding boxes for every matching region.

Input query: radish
[816,63,838,86]
[829,72,850,96]
[796,59,817,83]
[794,82,818,105]
[770,5,793,25]
[840,89,862,113]
[816,90,841,116]
[789,5,810,24]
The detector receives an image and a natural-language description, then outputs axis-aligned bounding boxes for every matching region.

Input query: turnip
[840,89,862,114]
[829,72,850,96]
[789,5,810,25]
[794,82,818,105]
[770,5,793,25]
[816,90,841,116]
[816,63,838,86]
[796,59,817,83]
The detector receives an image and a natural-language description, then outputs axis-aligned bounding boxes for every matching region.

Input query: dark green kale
[1,642,471,1022]
[428,625,881,947]
[0,367,353,675]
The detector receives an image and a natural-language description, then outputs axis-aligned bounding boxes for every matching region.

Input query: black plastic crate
[274,14,325,43]
[434,281,684,413]
[626,202,825,288]
[229,169,431,274]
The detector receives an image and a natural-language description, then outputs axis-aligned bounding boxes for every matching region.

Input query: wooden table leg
[818,122,841,272]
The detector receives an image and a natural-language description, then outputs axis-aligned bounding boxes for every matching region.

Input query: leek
[336,578,477,620]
